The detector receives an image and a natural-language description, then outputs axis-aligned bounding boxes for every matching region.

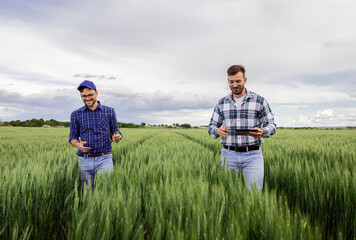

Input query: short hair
[227,65,245,77]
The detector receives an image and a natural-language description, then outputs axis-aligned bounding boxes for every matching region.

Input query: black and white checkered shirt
[208,89,276,147]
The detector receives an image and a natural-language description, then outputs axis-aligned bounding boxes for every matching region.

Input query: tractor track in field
[113,132,157,160]
[174,132,220,155]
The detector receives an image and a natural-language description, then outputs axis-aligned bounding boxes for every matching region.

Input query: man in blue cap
[69,80,123,191]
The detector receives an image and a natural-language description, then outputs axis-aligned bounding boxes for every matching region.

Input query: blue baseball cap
[77,80,97,91]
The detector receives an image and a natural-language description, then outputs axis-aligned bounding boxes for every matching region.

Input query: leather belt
[80,152,111,158]
[223,145,259,152]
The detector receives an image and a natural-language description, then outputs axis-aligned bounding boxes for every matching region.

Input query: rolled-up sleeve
[208,104,222,139]
[260,100,276,138]
[110,108,123,139]
[69,111,80,143]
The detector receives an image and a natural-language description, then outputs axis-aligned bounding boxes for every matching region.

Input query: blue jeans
[78,154,113,191]
[221,147,264,190]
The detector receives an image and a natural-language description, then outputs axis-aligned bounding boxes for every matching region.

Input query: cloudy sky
[1,0,355,127]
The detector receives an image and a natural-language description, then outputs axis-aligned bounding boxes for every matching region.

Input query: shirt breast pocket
[98,115,110,130]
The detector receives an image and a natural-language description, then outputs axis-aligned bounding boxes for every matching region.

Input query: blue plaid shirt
[69,101,122,156]
[208,89,276,147]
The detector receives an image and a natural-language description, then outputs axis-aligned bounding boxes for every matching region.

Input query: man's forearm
[262,123,276,138]
[208,123,219,139]
[70,139,81,149]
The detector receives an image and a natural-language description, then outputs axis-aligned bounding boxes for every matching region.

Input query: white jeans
[221,147,264,190]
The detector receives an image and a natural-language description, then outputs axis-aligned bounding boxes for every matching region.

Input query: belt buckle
[236,147,244,152]
[224,145,231,151]
[235,146,247,152]
[84,153,96,158]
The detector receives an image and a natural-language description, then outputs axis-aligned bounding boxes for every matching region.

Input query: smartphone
[235,129,258,135]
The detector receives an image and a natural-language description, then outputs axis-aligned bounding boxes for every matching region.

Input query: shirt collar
[227,89,254,102]
[80,101,102,111]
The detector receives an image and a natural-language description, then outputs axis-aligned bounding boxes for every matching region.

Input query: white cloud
[289,109,356,127]
[1,0,356,126]
[0,88,215,124]
[346,91,356,98]
[316,109,333,118]
[0,106,26,119]
[140,109,213,126]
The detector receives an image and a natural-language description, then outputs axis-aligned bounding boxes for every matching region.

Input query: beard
[84,99,96,108]
[231,86,245,96]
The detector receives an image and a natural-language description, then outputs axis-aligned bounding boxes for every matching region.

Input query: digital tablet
[235,129,258,135]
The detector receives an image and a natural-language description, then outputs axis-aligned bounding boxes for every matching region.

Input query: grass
[0,127,355,239]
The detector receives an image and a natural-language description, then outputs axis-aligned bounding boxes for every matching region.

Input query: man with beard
[208,65,276,191]
[69,80,122,191]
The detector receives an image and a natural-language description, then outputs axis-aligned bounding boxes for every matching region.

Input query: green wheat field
[0,127,355,239]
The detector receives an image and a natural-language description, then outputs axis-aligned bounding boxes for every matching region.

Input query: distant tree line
[148,123,193,128]
[2,118,70,127]
[118,122,144,128]
[116,122,194,128]
[277,126,356,130]
[2,119,354,130]
[0,119,196,129]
